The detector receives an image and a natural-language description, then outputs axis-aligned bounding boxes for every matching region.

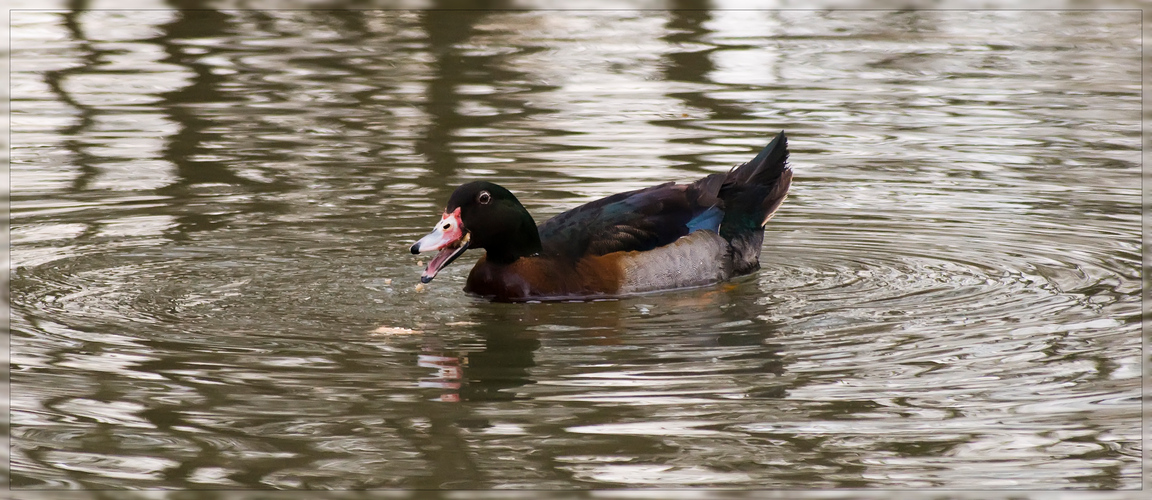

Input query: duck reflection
[419,327,539,403]
[415,281,789,403]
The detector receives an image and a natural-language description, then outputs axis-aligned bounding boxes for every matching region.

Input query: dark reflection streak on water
[290,12,427,203]
[309,12,393,165]
[128,341,252,486]
[379,408,479,489]
[453,328,540,403]
[660,6,756,150]
[131,373,220,484]
[26,7,114,484]
[151,7,285,240]
[152,7,252,189]
[43,4,104,240]
[394,333,498,488]
[416,7,488,202]
[414,5,563,202]
[127,342,364,488]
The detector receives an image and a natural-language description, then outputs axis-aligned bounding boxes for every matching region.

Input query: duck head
[411,181,542,283]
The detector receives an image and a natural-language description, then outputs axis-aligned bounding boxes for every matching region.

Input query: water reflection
[10,7,1141,490]
[659,6,762,140]
[414,284,788,404]
[419,328,539,403]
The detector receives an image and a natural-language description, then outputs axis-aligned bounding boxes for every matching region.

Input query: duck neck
[482,211,543,265]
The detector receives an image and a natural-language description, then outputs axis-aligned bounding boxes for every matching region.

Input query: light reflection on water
[10,7,1141,491]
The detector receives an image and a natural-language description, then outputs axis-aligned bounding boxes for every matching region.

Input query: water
[9,8,1142,492]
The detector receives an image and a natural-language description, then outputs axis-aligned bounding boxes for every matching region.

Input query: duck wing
[537,174,727,260]
[537,131,791,265]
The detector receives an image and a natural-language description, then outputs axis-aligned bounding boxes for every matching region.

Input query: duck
[411,131,793,302]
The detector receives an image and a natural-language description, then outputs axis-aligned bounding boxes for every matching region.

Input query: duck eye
[478,191,491,204]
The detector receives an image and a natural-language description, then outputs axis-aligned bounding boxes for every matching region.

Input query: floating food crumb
[415,283,426,292]
[445,321,477,326]
[371,326,420,335]
[384,278,393,285]
[416,260,425,267]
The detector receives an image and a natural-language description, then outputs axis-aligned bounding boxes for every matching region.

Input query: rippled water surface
[10,8,1142,491]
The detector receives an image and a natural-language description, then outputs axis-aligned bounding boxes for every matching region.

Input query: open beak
[410,208,470,284]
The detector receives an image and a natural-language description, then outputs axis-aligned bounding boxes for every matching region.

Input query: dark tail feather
[718,131,792,274]
[727,130,789,188]
[758,168,792,226]
[720,130,792,230]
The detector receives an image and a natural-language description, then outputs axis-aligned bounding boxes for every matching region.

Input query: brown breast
[464,253,626,301]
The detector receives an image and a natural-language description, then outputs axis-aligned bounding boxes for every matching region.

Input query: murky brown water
[9,8,1142,492]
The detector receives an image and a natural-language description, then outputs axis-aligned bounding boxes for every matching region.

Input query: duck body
[464,229,731,300]
[411,131,793,302]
